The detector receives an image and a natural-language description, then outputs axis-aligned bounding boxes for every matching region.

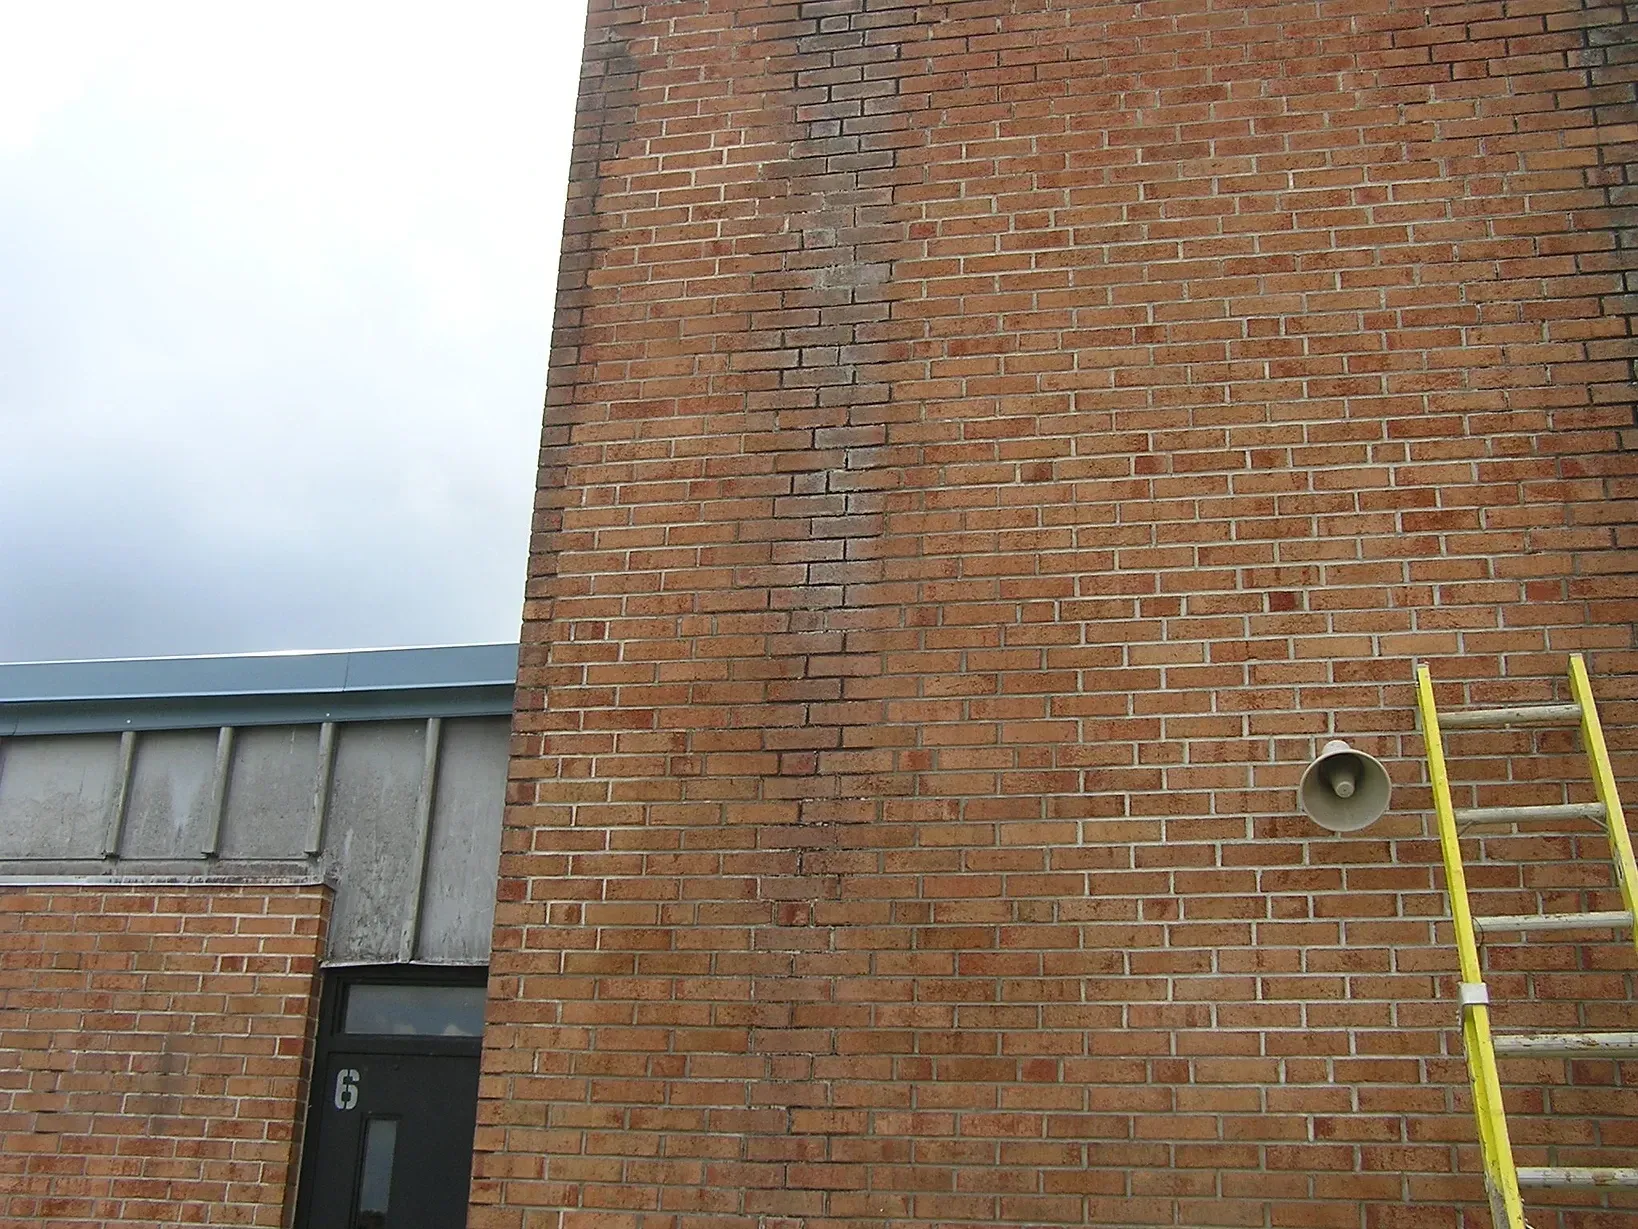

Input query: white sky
[0,2,588,661]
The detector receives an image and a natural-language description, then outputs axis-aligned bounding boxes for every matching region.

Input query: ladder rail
[1567,655,1638,961]
[1415,665,1527,1229]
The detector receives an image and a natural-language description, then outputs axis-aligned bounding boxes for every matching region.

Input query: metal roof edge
[0,643,519,703]
[0,643,520,734]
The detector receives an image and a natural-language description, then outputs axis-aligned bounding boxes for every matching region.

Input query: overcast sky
[0,3,587,662]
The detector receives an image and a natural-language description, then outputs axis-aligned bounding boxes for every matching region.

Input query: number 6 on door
[334,1068,360,1110]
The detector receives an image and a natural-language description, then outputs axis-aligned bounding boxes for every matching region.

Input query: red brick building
[4,3,1637,1228]
[484,2,1638,1228]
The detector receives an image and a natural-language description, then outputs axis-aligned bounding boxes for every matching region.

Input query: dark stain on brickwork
[715,0,936,1146]
[1574,4,1638,444]
[739,1,929,828]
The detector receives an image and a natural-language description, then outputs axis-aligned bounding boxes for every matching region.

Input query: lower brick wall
[0,883,330,1228]
[477,820,1638,1229]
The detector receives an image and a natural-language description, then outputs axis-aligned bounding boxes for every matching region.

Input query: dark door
[296,970,486,1229]
[305,1051,479,1228]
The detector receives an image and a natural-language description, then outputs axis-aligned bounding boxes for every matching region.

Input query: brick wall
[483,0,1638,1226]
[0,883,330,1227]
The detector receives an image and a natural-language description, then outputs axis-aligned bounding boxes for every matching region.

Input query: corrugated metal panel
[0,735,121,859]
[416,717,509,964]
[218,726,324,860]
[117,729,218,859]
[324,722,431,964]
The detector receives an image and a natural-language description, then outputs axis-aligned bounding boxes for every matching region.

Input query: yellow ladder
[1415,655,1638,1228]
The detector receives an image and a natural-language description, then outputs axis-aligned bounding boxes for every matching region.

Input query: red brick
[487,0,1638,1226]
[0,886,329,1227]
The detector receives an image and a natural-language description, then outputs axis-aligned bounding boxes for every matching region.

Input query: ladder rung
[1516,1166,1638,1189]
[1439,703,1582,729]
[1472,909,1634,934]
[1493,1031,1638,1058]
[1453,802,1606,828]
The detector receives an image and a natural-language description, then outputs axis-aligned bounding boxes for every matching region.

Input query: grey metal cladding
[217,726,324,860]
[417,716,509,965]
[0,644,517,964]
[116,729,219,859]
[0,735,121,859]
[324,721,431,965]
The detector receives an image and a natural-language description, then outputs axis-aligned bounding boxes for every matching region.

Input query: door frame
[293,964,488,1229]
